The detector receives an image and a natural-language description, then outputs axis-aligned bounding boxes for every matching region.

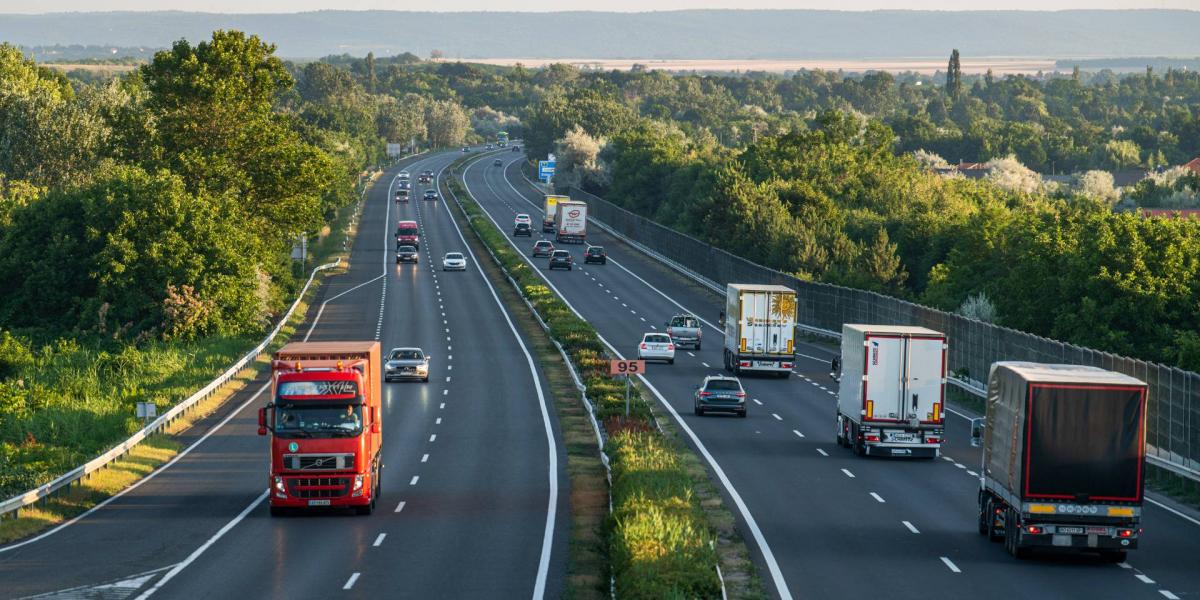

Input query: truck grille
[285,453,353,471]
[288,476,351,499]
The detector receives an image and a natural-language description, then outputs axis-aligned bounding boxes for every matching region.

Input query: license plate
[1086,526,1109,535]
[888,432,918,443]
[307,499,331,506]
[1057,526,1084,535]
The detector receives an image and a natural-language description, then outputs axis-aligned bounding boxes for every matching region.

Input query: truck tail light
[926,436,941,444]
[866,400,874,419]
[739,361,750,367]
[781,362,793,369]
[1118,529,1136,538]
[1026,525,1043,535]
[865,434,881,442]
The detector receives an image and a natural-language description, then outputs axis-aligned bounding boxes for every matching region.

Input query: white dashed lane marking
[940,557,961,573]
[903,521,920,534]
[372,533,386,547]
[841,468,855,478]
[343,573,360,590]
[816,449,828,456]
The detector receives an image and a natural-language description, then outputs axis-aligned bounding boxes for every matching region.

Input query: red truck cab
[395,220,419,249]
[259,341,383,516]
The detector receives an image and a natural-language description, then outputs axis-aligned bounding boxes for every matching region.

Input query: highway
[0,150,567,599]
[462,148,1200,600]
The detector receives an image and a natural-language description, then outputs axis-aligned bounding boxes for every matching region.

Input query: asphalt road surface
[0,149,567,600]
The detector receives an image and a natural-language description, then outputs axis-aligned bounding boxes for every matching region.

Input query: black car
[493,159,503,167]
[395,245,419,263]
[423,189,438,201]
[584,246,607,264]
[548,250,573,271]
[694,375,747,417]
[514,222,532,236]
[512,145,521,152]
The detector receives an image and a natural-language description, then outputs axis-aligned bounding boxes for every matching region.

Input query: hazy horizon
[2,1,1197,14]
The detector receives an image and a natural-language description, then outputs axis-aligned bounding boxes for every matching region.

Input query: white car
[442,252,467,271]
[398,171,410,180]
[637,332,675,364]
[514,213,532,226]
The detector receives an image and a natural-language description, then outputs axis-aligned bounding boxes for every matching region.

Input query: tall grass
[448,174,720,598]
[0,333,253,496]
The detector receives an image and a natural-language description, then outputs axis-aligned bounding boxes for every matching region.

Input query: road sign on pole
[386,143,403,158]
[538,160,556,183]
[609,359,645,416]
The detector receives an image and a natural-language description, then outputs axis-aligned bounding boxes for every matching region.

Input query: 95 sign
[609,359,645,376]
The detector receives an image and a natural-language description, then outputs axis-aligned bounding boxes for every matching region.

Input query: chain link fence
[571,186,1200,481]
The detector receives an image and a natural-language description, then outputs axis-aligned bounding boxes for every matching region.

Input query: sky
[1,0,1197,12]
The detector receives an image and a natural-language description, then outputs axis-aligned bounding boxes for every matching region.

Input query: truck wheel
[986,498,1005,542]
[355,503,373,516]
[978,496,989,535]
[836,415,847,447]
[668,358,674,364]
[1005,507,1030,558]
[851,423,865,456]
[695,341,701,350]
[269,506,286,517]
[1099,550,1127,563]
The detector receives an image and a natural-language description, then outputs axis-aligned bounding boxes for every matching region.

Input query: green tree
[946,49,962,98]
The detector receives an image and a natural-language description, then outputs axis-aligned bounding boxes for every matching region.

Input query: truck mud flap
[865,445,939,458]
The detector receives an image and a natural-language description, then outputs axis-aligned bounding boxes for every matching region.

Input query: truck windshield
[274,403,363,438]
[397,227,418,236]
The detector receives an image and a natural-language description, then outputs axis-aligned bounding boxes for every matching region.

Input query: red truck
[258,341,383,516]
[395,220,419,249]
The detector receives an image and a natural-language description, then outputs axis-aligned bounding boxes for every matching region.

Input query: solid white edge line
[134,490,269,600]
[464,155,793,600]
[0,379,270,554]
[441,156,559,600]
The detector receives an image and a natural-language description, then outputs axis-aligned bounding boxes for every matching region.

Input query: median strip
[444,159,764,599]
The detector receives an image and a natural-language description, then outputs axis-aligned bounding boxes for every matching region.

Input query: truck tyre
[978,495,989,535]
[695,341,701,350]
[270,506,286,517]
[836,414,846,447]
[851,423,865,456]
[1005,507,1031,559]
[722,351,731,372]
[668,358,674,364]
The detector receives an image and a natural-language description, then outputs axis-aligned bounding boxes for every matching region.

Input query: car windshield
[278,380,358,397]
[274,403,363,438]
[671,316,698,328]
[445,253,463,260]
[397,246,416,252]
[705,380,741,392]
[390,350,423,360]
[645,335,671,344]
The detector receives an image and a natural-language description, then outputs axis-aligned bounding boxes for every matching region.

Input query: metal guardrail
[0,259,342,521]
[569,185,1200,483]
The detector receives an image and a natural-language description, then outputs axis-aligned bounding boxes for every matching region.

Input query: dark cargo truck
[974,362,1147,562]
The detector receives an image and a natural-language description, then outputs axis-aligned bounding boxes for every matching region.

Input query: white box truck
[554,200,587,244]
[722,284,796,377]
[543,195,568,233]
[835,324,947,458]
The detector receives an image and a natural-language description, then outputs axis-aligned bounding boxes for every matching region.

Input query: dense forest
[314,52,1200,370]
[5,37,1200,494]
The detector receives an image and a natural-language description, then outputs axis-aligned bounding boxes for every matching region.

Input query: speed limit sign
[609,359,645,376]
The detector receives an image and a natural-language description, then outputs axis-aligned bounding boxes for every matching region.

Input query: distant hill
[2,10,1199,60]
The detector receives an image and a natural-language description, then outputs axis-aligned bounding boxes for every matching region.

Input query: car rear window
[671,316,698,328]
[705,380,741,392]
[397,246,416,252]
[645,335,671,343]
[552,251,570,257]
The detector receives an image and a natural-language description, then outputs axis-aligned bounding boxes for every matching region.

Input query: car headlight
[274,476,285,493]
[353,475,364,491]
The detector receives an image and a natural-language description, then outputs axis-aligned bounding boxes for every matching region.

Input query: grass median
[444,159,759,598]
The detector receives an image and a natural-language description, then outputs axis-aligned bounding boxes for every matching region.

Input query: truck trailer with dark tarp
[975,362,1147,561]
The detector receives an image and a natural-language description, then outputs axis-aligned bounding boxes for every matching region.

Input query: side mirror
[371,421,381,434]
[970,417,986,448]
[257,407,268,436]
